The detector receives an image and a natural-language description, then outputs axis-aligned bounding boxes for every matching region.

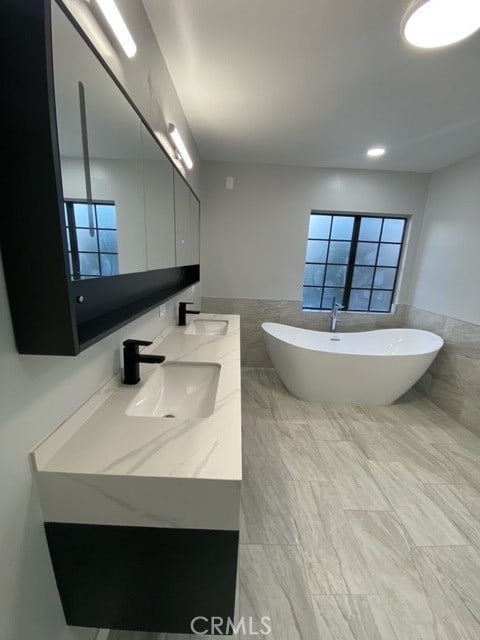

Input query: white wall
[201,162,430,301]
[409,153,480,325]
[0,2,201,640]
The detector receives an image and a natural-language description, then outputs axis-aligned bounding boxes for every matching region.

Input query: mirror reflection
[64,201,119,279]
[141,125,176,270]
[52,2,177,280]
[174,172,200,267]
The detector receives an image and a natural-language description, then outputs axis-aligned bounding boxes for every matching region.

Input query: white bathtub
[262,323,443,406]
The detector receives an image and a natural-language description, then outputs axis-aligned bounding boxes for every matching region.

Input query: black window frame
[64,199,118,280]
[303,212,408,313]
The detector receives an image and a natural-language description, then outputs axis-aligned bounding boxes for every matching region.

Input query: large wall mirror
[52,0,177,280]
[2,0,200,355]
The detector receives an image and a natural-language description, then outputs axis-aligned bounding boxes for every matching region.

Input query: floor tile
[435,444,480,491]
[352,420,462,484]
[241,474,298,544]
[450,484,480,524]
[303,416,349,441]
[239,503,250,544]
[368,461,466,546]
[312,595,398,640]
[307,404,363,440]
[347,510,436,640]
[413,546,480,639]
[423,484,480,550]
[268,380,330,425]
[242,416,289,484]
[289,482,375,595]
[241,368,275,419]
[239,544,320,640]
[315,441,390,510]
[274,422,329,481]
[373,396,459,445]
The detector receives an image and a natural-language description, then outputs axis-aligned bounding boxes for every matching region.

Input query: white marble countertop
[30,314,242,530]
[32,314,242,482]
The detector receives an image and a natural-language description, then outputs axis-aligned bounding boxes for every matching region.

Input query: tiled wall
[404,306,480,435]
[202,297,406,367]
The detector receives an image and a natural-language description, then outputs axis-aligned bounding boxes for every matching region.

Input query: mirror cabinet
[2,0,200,355]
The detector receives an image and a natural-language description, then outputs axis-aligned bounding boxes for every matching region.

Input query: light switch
[226,176,234,190]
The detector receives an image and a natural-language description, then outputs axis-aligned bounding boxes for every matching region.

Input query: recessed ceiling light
[402,0,480,49]
[366,147,386,158]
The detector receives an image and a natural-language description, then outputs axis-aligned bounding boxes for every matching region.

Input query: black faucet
[178,301,200,326]
[122,339,165,385]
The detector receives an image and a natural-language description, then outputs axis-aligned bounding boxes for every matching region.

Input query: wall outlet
[226,176,234,190]
[159,305,166,318]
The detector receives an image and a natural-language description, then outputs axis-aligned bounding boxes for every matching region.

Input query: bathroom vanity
[30,314,241,634]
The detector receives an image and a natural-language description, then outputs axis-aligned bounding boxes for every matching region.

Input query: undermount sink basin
[125,361,221,419]
[185,319,229,336]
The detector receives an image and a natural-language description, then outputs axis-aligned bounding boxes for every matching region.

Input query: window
[303,213,407,313]
[64,201,119,280]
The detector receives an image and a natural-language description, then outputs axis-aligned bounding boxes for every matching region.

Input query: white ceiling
[143,0,480,172]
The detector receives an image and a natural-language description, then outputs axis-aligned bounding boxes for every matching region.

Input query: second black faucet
[178,301,200,326]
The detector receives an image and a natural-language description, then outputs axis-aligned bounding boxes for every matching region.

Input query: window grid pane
[65,201,119,280]
[331,216,354,240]
[308,215,331,239]
[302,213,406,313]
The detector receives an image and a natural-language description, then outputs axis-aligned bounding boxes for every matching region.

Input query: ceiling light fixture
[168,124,193,170]
[402,0,480,49]
[366,147,386,158]
[95,0,137,58]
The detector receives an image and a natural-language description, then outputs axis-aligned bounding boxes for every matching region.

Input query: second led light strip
[168,124,194,170]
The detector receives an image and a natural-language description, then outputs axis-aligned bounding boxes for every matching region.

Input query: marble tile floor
[108,367,480,640]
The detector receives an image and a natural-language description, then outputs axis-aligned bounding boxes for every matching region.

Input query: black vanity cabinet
[2,0,199,355]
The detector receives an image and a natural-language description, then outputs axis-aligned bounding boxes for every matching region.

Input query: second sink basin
[125,361,221,419]
[185,319,229,336]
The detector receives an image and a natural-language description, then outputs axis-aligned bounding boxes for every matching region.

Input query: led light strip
[95,0,137,58]
[168,124,194,170]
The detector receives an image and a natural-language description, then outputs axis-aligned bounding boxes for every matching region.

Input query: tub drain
[162,413,176,418]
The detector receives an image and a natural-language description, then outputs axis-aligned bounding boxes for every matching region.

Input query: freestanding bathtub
[262,323,443,406]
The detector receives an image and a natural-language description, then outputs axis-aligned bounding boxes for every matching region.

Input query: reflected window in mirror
[64,201,119,280]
